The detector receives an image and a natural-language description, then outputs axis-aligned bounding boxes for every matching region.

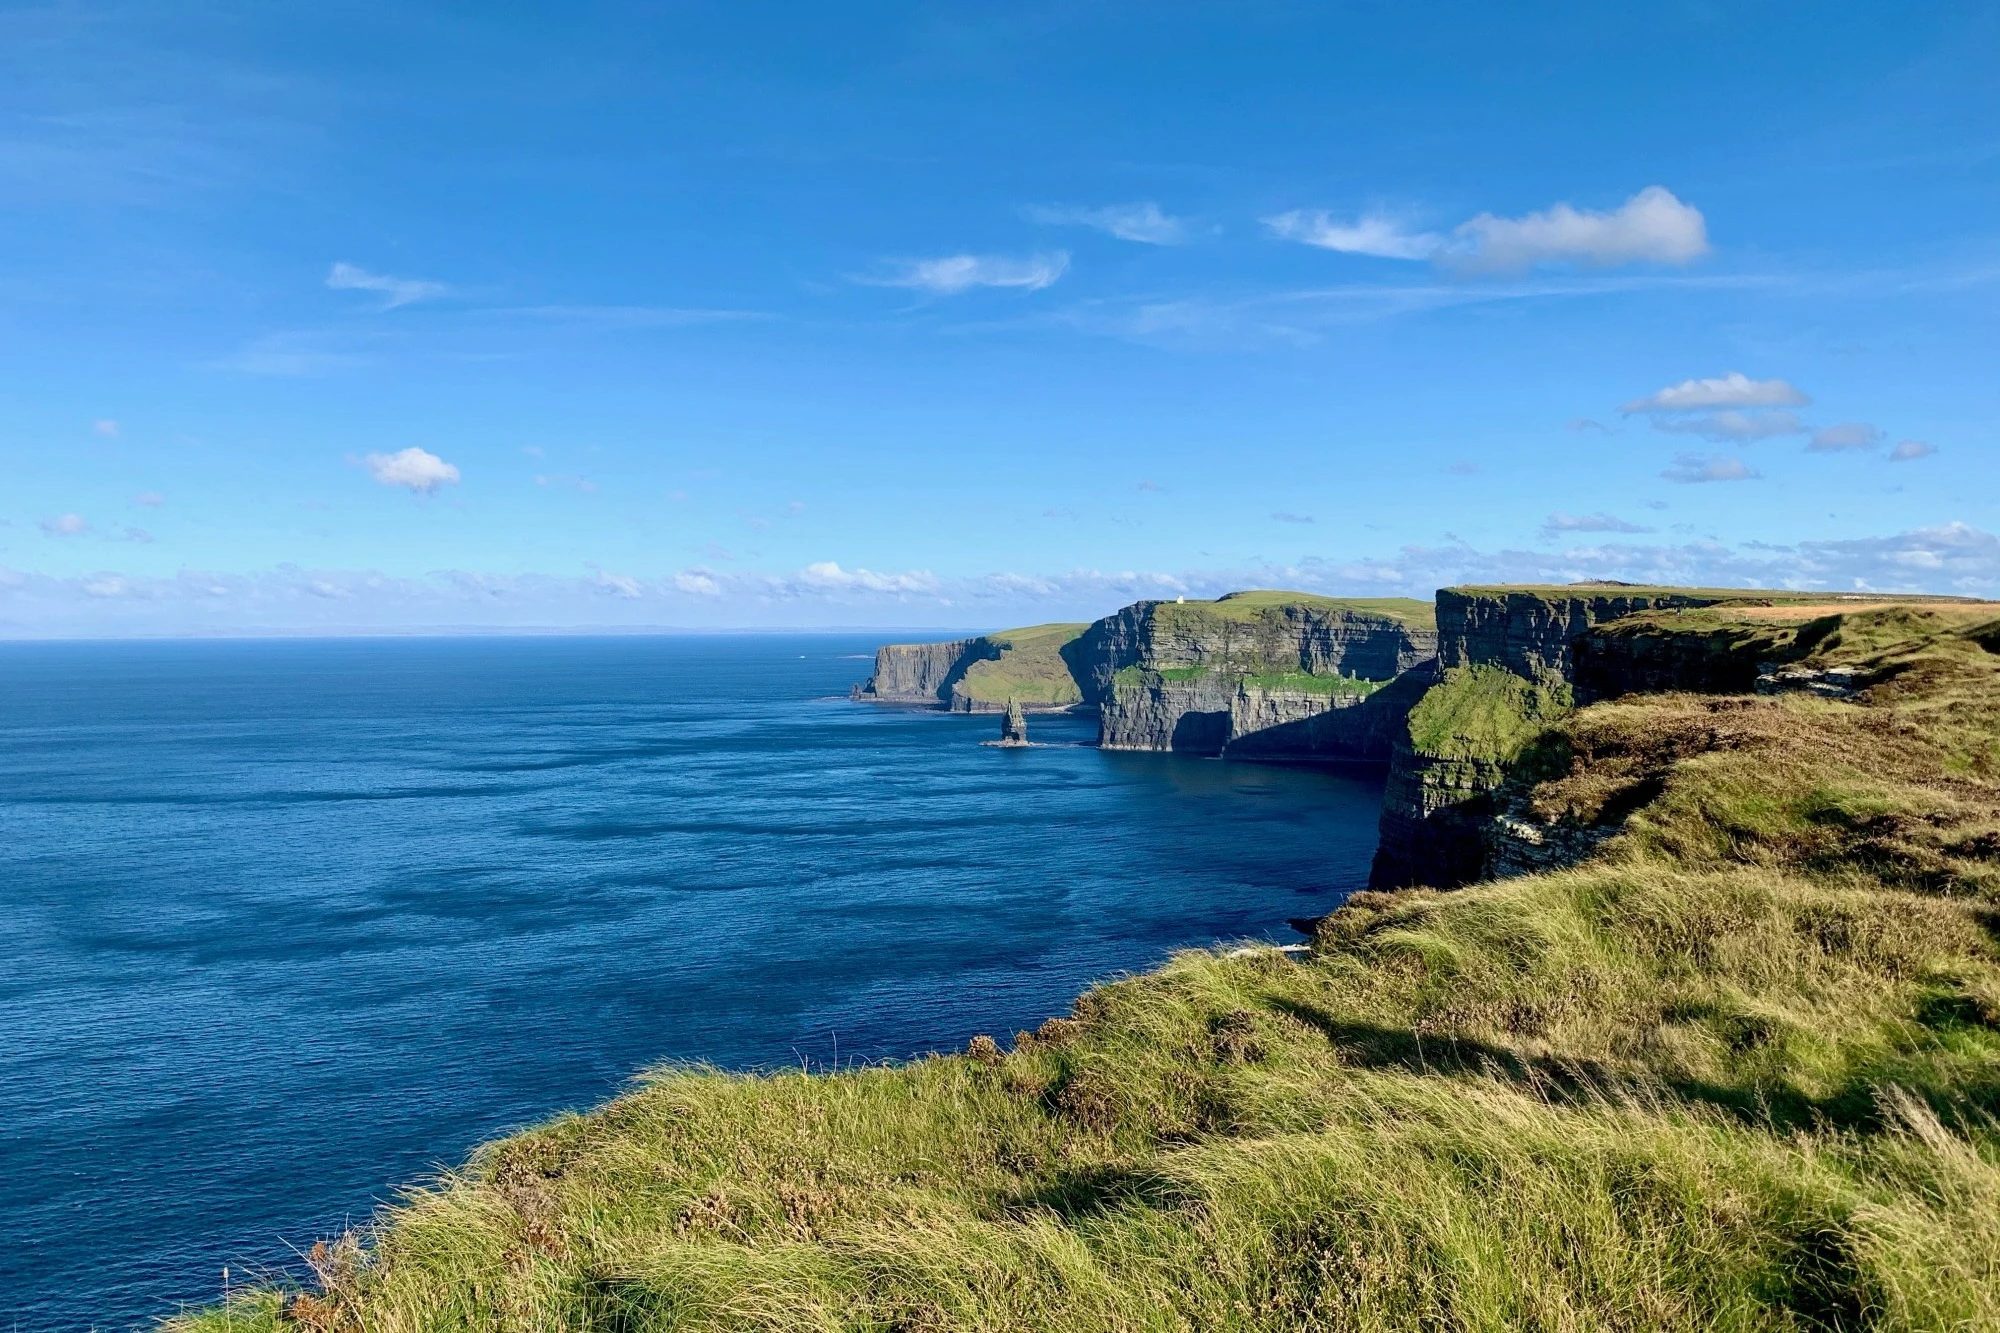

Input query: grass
[1445,584,1986,604]
[172,609,2000,1333]
[1242,670,1388,698]
[1153,590,1436,630]
[952,623,1090,708]
[1405,664,1573,764]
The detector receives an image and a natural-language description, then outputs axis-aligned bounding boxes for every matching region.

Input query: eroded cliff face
[1436,588,1725,679]
[1071,599,1436,702]
[1371,585,1707,889]
[853,637,998,704]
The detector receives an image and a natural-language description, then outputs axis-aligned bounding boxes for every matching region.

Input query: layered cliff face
[1084,593,1437,757]
[1435,586,1731,679]
[1070,592,1436,701]
[854,624,1090,711]
[852,637,999,705]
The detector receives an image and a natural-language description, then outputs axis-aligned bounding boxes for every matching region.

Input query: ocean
[0,635,1385,1330]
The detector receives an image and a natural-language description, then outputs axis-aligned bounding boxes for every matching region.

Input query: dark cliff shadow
[934,637,1003,703]
[1171,709,1231,755]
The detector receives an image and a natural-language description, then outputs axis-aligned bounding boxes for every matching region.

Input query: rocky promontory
[858,590,1440,761]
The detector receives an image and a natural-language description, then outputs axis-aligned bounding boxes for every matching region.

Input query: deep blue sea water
[0,636,1386,1330]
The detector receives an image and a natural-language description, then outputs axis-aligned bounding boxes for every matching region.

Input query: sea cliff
[1371,586,1988,888]
[859,590,1439,760]
[180,591,2000,1333]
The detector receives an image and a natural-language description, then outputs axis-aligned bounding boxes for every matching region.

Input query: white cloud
[1651,410,1807,443]
[40,512,88,536]
[1261,209,1441,260]
[363,447,461,494]
[93,418,119,438]
[1661,453,1760,484]
[592,571,642,599]
[1622,372,1810,414]
[326,261,448,309]
[1447,186,1709,274]
[133,491,164,507]
[1270,511,1314,525]
[672,570,722,596]
[82,575,134,598]
[1265,187,1708,275]
[1542,512,1654,535]
[1025,202,1187,245]
[1568,418,1613,434]
[1808,421,1886,453]
[1889,439,1938,462]
[863,252,1069,294]
[798,561,940,594]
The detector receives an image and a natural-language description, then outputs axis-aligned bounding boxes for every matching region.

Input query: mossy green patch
[1243,670,1387,697]
[1406,664,1573,764]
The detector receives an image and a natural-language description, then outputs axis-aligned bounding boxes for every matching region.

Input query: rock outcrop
[998,699,1029,745]
[1102,664,1437,761]
[1437,587,1729,679]
[1085,593,1438,757]
[853,637,999,705]
[1372,588,1740,891]
[1070,594,1436,702]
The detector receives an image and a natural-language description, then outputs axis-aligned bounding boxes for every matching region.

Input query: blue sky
[3,1,1997,635]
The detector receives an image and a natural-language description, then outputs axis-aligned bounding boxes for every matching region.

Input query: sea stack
[998,699,1029,746]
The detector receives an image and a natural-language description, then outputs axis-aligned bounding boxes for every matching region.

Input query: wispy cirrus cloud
[858,252,1069,295]
[327,262,449,309]
[1890,439,1938,462]
[1023,201,1187,245]
[1651,409,1807,443]
[1265,187,1709,274]
[1808,421,1887,453]
[1541,511,1654,536]
[1262,209,1441,260]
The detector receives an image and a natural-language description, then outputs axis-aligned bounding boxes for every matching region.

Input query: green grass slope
[953,623,1091,709]
[175,609,2000,1332]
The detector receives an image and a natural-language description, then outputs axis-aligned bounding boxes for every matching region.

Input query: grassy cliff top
[952,622,1091,708]
[1446,582,1993,606]
[178,608,2000,1332]
[1151,590,1437,629]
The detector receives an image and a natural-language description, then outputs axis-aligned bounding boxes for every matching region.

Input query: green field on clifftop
[1159,590,1436,628]
[950,622,1089,708]
[177,607,2000,1332]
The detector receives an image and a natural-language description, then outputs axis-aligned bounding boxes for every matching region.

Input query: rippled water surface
[0,636,1385,1329]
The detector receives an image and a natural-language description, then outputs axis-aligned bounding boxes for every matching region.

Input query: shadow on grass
[1265,997,2000,1137]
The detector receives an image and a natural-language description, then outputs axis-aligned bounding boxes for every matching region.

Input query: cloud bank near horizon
[4,522,1993,638]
